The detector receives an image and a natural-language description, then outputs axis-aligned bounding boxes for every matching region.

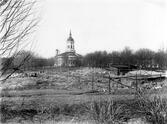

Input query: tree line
[2,47,167,72]
[1,51,55,72]
[83,47,167,69]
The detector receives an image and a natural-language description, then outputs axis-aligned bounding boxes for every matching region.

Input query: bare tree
[0,0,38,80]
[0,0,38,56]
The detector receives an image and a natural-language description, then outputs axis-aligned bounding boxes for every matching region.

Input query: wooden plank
[104,74,166,80]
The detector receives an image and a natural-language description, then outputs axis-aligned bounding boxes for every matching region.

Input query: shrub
[136,96,167,124]
[88,100,126,124]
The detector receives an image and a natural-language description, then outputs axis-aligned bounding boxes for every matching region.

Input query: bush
[88,100,126,124]
[136,96,167,124]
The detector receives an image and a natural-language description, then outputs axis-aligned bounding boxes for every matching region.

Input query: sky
[32,0,167,58]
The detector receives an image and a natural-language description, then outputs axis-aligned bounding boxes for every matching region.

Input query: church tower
[66,30,75,52]
[55,30,82,67]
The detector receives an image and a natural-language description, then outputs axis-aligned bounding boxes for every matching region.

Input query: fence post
[108,75,111,94]
[135,73,138,97]
[92,72,94,90]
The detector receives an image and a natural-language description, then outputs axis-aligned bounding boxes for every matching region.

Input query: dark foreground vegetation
[1,95,167,124]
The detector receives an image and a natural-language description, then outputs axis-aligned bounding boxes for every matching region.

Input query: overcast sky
[33,0,167,58]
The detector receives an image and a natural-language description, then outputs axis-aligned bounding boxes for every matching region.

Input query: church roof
[57,52,82,58]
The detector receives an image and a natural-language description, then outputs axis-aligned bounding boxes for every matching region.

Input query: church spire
[69,30,72,37]
[67,30,74,41]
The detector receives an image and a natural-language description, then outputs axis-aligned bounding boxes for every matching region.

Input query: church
[54,31,82,67]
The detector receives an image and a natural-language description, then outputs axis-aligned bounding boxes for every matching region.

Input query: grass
[1,68,167,123]
[1,95,167,124]
[1,87,167,124]
[1,92,167,123]
[0,97,89,123]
